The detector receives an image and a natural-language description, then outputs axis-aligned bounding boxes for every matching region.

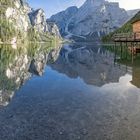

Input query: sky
[27,0,140,18]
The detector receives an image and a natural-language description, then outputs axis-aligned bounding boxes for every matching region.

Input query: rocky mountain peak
[29,8,49,32]
[86,0,105,6]
[48,6,78,36]
[49,0,134,41]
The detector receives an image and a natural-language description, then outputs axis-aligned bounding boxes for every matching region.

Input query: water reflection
[0,43,140,107]
[131,68,140,88]
[0,43,61,106]
[50,44,129,86]
[0,43,140,140]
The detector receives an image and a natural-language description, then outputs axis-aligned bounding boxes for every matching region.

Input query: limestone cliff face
[29,9,49,32]
[5,0,31,32]
[0,0,61,43]
[68,0,127,37]
[47,22,61,38]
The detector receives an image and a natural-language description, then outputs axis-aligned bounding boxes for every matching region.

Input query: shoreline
[0,40,62,45]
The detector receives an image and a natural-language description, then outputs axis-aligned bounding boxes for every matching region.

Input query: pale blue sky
[27,0,140,18]
[27,0,84,18]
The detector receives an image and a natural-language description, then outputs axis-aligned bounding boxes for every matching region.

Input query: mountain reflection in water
[0,43,61,106]
[0,43,140,140]
[50,44,126,86]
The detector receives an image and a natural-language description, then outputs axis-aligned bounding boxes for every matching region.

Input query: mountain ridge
[102,10,140,42]
[49,0,138,41]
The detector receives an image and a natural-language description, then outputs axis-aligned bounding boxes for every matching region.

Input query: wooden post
[136,42,138,56]
[132,42,134,63]
[120,42,123,59]
[126,41,128,60]
[114,42,117,64]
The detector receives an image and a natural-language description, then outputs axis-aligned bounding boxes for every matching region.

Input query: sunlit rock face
[2,0,61,43]
[29,9,49,32]
[47,22,61,37]
[50,44,127,86]
[5,0,31,32]
[49,0,135,40]
[70,0,127,36]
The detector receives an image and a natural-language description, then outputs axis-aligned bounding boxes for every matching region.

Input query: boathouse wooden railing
[113,32,140,63]
[113,32,140,42]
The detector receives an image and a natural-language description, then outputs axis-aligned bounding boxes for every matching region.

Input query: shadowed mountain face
[48,6,78,36]
[49,0,133,41]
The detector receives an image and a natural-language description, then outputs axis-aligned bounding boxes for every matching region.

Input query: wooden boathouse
[113,19,140,62]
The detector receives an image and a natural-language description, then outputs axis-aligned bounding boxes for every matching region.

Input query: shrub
[0,19,16,42]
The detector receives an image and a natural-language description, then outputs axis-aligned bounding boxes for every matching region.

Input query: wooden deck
[113,32,140,42]
[113,32,140,63]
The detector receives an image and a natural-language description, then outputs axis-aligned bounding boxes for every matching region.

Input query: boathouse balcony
[113,32,140,42]
[113,20,140,42]
[113,19,140,62]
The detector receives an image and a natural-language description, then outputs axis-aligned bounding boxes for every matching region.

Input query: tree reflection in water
[0,43,61,106]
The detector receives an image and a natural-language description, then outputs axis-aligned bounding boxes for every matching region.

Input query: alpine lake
[0,42,140,140]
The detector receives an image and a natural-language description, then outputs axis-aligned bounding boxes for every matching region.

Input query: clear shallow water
[0,43,140,140]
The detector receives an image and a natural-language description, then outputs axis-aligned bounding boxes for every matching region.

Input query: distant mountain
[102,11,140,42]
[127,9,140,18]
[48,6,78,36]
[49,0,135,41]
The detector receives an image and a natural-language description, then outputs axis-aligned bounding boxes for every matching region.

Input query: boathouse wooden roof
[131,19,140,24]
